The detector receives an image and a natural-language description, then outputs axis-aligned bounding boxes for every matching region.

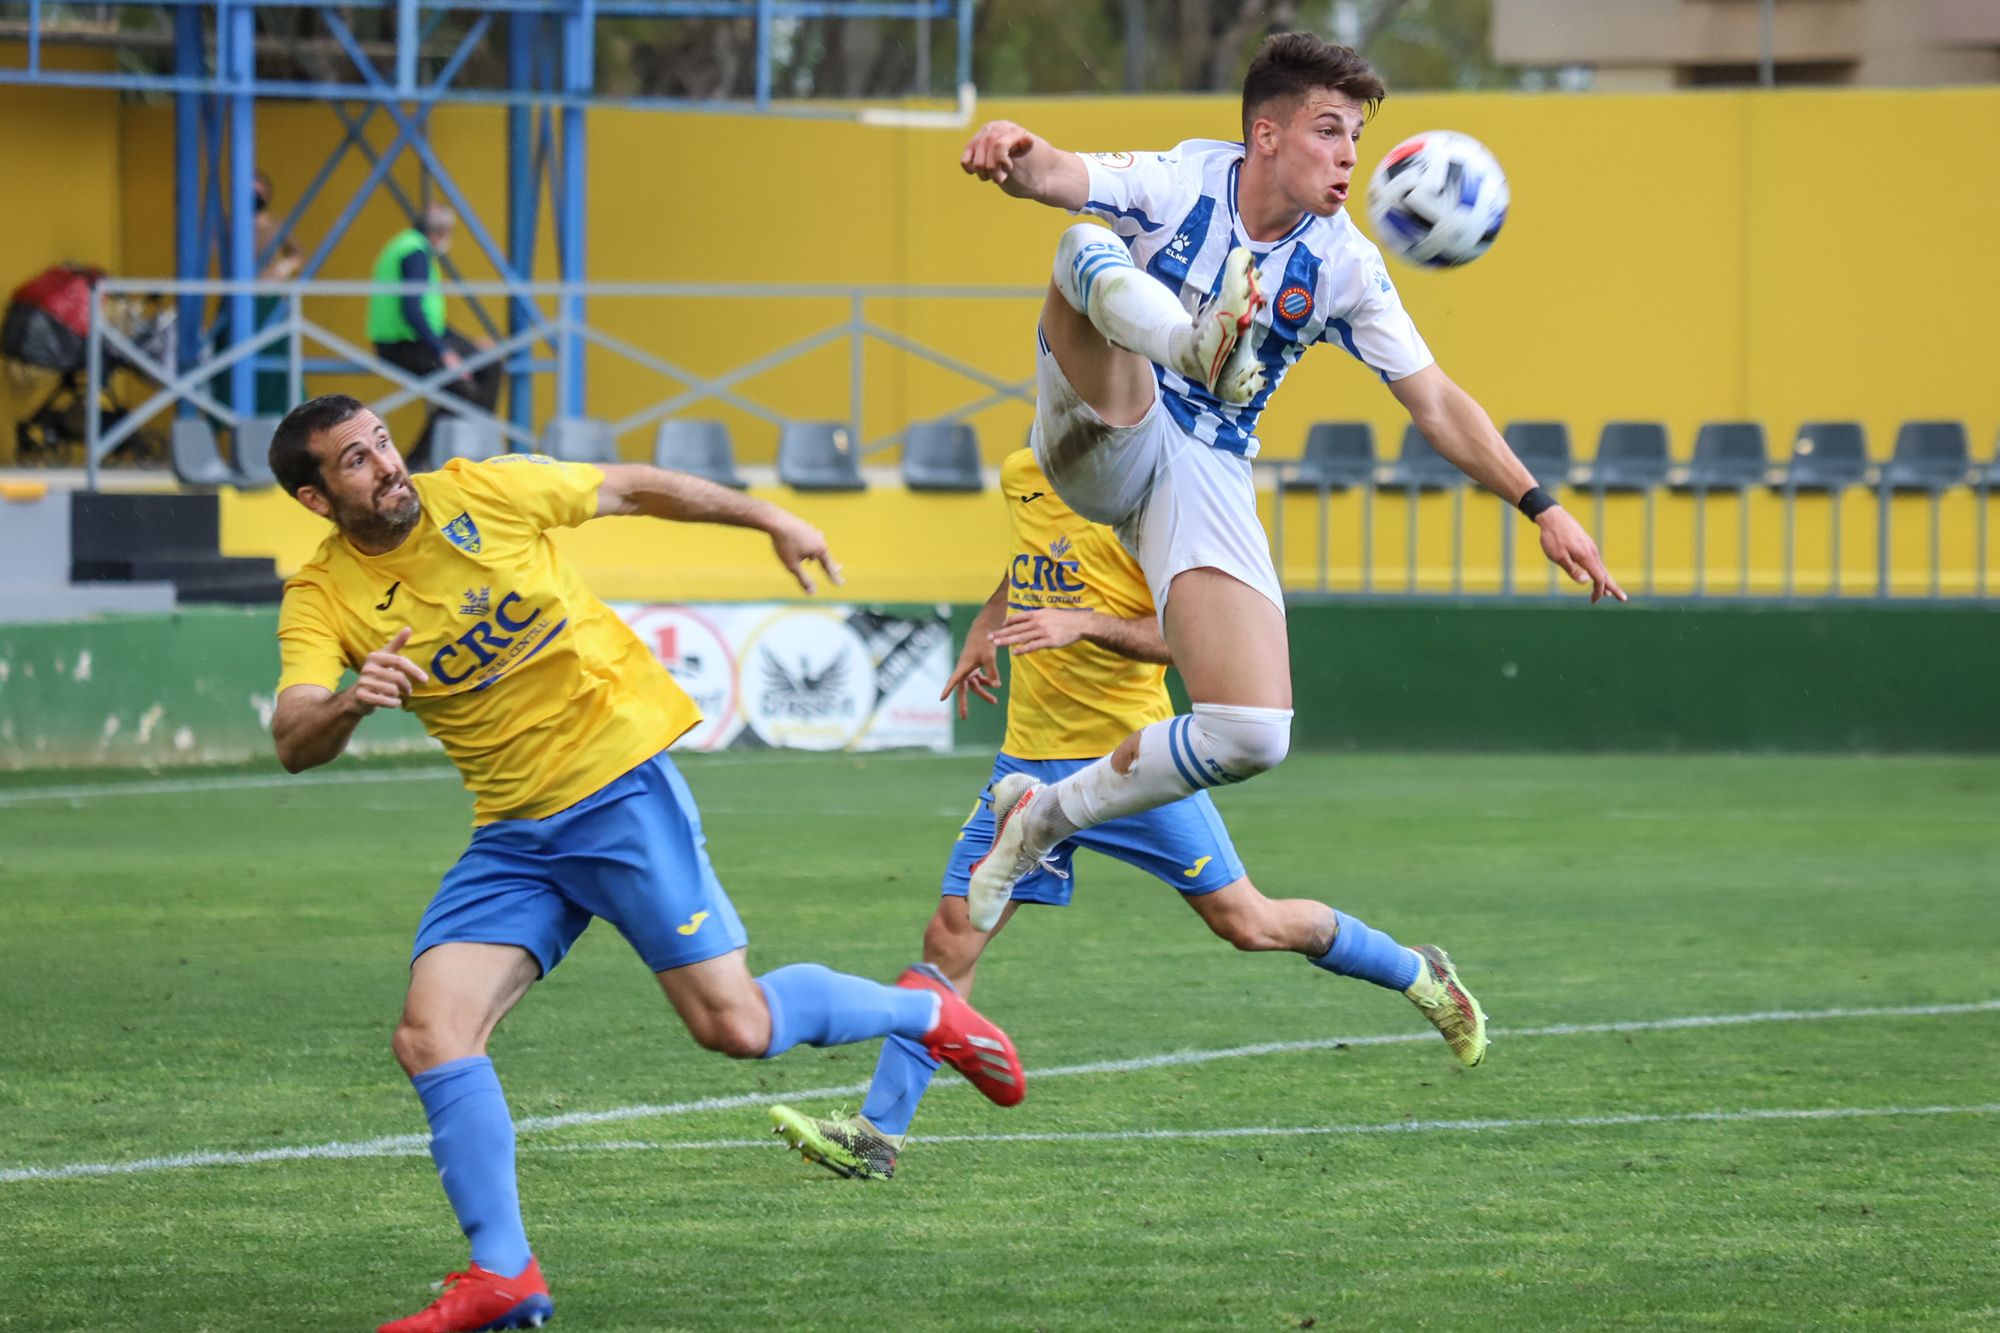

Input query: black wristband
[1516,485,1558,520]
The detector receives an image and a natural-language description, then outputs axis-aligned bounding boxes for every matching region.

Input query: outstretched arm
[960,121,1090,210]
[1389,365,1626,604]
[992,607,1172,664]
[595,463,843,594]
[941,576,1009,720]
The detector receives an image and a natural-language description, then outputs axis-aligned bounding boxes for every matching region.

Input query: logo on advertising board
[625,605,742,751]
[739,610,875,751]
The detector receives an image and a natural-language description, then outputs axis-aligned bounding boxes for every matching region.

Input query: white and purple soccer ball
[1365,130,1510,269]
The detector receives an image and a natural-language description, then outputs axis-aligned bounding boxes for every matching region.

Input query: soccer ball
[1365,131,1510,269]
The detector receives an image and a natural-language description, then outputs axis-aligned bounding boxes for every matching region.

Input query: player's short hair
[270,393,369,496]
[1241,33,1386,139]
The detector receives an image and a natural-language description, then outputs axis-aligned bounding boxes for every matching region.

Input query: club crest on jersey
[1276,285,1314,323]
[1049,534,1074,561]
[440,511,482,554]
[458,587,491,617]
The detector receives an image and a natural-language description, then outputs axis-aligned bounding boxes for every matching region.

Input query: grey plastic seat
[902,421,984,493]
[1779,422,1869,491]
[1282,422,1376,491]
[1674,422,1768,492]
[433,417,505,465]
[778,421,865,492]
[232,417,281,488]
[1588,422,1672,491]
[1882,421,1970,491]
[1981,434,2000,489]
[1383,423,1465,489]
[540,418,619,464]
[654,419,746,489]
[170,416,235,487]
[1502,421,1573,486]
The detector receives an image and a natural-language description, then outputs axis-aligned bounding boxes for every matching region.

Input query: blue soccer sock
[1310,909,1423,993]
[859,1035,942,1139]
[410,1055,533,1278]
[756,963,939,1059]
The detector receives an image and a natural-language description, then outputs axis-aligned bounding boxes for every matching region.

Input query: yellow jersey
[275,456,700,824]
[999,448,1171,759]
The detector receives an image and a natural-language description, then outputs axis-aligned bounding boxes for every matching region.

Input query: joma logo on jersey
[1011,551,1085,594]
[431,592,543,686]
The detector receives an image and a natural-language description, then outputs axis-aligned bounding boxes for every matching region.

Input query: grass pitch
[1,750,1996,1330]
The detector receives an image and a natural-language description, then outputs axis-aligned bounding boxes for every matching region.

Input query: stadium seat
[654,419,747,489]
[232,417,281,489]
[901,421,984,493]
[433,416,505,464]
[1383,423,1465,489]
[778,421,866,492]
[1981,435,2000,489]
[1675,422,1769,492]
[169,416,235,487]
[541,417,619,464]
[1778,422,1870,491]
[1587,421,1672,491]
[1501,421,1574,486]
[1882,421,1971,491]
[1282,422,1376,491]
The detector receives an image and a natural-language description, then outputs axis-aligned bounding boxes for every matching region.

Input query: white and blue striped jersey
[1078,140,1434,459]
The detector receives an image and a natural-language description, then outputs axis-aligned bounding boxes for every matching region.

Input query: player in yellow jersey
[265,395,1025,1333]
[768,449,1485,1182]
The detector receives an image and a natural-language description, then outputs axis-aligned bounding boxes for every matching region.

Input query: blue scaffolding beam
[4,0,975,436]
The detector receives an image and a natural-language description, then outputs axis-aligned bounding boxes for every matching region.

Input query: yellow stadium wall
[6,84,1998,598]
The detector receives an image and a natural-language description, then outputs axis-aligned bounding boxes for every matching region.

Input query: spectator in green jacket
[368,206,500,469]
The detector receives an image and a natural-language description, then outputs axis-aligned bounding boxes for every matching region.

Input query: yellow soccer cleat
[1406,944,1489,1067]
[769,1105,901,1181]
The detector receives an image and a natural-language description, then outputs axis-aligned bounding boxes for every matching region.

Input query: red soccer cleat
[897,962,1026,1107]
[377,1257,553,1333]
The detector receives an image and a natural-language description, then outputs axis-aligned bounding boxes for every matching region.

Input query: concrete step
[0,582,178,624]
[72,553,278,584]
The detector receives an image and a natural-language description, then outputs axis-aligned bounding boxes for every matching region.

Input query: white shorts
[1028,328,1284,622]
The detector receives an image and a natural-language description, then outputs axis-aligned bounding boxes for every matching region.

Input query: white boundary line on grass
[4,997,1994,1185]
[536,1100,2000,1157]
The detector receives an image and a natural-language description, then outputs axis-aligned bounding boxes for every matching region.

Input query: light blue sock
[756,963,938,1059]
[859,1035,942,1138]
[410,1055,532,1278]
[1310,909,1423,992]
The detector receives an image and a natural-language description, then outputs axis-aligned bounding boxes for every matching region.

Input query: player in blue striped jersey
[957,33,1625,938]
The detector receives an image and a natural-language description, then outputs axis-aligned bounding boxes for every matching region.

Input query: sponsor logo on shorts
[676,911,711,936]
[1182,855,1213,879]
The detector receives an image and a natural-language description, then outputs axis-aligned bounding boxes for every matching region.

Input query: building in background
[1493,0,2000,88]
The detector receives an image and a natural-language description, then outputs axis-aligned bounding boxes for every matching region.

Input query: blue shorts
[941,753,1246,907]
[413,750,749,976]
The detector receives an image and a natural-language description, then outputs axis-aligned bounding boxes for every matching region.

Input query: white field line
[533,1101,2000,1157]
[0,749,983,808]
[3,997,1995,1185]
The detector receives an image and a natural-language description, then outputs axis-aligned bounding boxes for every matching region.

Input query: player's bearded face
[329,468,420,542]
[313,422,421,545]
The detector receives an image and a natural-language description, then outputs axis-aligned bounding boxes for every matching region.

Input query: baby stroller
[3,263,174,466]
